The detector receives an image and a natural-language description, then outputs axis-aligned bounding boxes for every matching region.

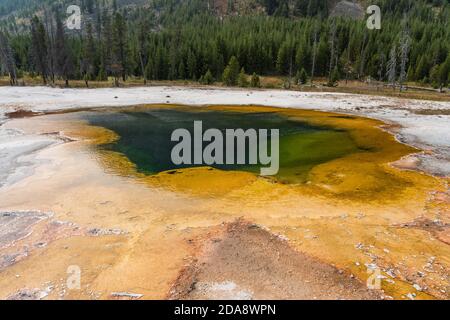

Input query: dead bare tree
[358,30,367,79]
[43,7,56,85]
[0,31,17,85]
[378,52,386,82]
[137,15,150,85]
[30,16,49,85]
[310,19,320,87]
[328,18,337,81]
[398,18,411,92]
[386,45,397,91]
[55,14,73,87]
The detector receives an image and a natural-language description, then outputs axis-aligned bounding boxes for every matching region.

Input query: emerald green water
[85,108,363,183]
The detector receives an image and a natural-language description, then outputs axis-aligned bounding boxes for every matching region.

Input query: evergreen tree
[200,69,214,85]
[54,14,72,87]
[178,60,186,80]
[81,22,96,87]
[0,31,17,85]
[30,16,49,84]
[250,72,261,88]
[439,57,450,89]
[223,56,240,86]
[415,55,429,82]
[432,56,450,91]
[238,68,248,87]
[101,8,113,80]
[295,43,310,74]
[187,50,198,80]
[430,65,441,89]
[296,68,308,84]
[276,41,294,76]
[0,0,446,90]
[111,12,127,85]
[328,66,340,87]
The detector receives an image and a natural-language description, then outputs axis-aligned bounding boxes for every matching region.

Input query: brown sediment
[168,219,382,300]
[0,104,448,300]
[397,217,450,245]
[391,155,422,171]
[5,110,43,119]
[413,109,450,116]
[5,107,101,120]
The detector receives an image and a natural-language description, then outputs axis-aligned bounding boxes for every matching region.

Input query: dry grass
[297,79,450,102]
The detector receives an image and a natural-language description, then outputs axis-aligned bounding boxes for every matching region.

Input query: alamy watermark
[66,265,81,290]
[367,5,381,30]
[171,121,280,176]
[366,266,382,290]
[66,5,81,30]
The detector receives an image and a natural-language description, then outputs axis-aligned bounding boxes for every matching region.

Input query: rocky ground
[168,220,381,300]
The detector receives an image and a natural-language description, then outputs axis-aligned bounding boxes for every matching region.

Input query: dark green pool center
[86,108,363,183]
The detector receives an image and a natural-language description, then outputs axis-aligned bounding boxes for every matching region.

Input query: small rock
[34,242,47,248]
[406,293,416,300]
[111,292,143,299]
[277,234,289,241]
[386,269,396,278]
[413,284,422,291]
[385,279,395,284]
[365,263,378,270]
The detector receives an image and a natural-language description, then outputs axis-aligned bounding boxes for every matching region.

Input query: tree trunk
[9,73,16,86]
[310,21,318,88]
[139,52,147,85]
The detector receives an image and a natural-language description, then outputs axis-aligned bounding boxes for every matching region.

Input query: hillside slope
[0,0,446,24]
